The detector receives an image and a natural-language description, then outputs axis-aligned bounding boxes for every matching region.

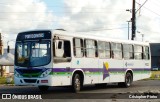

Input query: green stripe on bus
[49,71,150,76]
[49,72,72,76]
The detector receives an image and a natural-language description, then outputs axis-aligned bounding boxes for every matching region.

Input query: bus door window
[54,40,64,57]
[54,40,71,63]
[63,40,71,58]
[16,43,30,65]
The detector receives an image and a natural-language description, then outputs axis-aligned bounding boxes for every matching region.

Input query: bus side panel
[142,60,151,79]
[131,60,144,81]
[82,58,99,84]
[52,63,72,86]
[98,59,110,83]
[108,59,124,83]
[70,57,100,85]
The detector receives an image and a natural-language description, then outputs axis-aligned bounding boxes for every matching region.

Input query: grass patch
[0,77,14,84]
[150,71,160,79]
[0,77,6,84]
[143,71,160,80]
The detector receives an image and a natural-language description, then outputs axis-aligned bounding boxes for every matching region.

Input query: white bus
[14,29,151,92]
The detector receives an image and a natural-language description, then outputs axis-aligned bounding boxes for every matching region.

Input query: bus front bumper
[14,76,53,86]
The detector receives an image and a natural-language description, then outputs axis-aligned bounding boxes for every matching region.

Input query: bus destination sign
[25,33,44,39]
[17,30,51,41]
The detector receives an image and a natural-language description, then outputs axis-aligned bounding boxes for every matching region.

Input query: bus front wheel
[38,86,49,91]
[72,73,81,93]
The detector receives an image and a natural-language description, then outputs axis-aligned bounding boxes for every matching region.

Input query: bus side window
[134,45,143,60]
[111,43,122,59]
[73,38,84,57]
[123,44,134,59]
[85,39,97,58]
[143,46,150,60]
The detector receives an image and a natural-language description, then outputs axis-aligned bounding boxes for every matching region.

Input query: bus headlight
[14,70,22,78]
[39,69,52,78]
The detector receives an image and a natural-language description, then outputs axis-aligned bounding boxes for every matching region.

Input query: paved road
[0,80,160,101]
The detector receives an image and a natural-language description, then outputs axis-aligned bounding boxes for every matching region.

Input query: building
[0,33,5,77]
[3,49,14,75]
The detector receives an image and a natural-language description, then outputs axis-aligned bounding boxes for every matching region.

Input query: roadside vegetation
[149,71,160,79]
[0,77,14,85]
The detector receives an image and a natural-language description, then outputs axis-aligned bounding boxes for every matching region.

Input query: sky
[0,0,160,48]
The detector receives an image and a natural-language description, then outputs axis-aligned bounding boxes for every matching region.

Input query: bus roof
[17,29,149,46]
[52,30,149,46]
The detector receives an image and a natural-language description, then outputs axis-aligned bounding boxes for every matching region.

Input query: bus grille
[24,79,37,83]
[16,68,45,77]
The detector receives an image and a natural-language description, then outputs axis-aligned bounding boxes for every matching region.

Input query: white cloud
[58,0,160,42]
[58,0,132,40]
[1,0,160,50]
[0,0,55,48]
[136,0,160,42]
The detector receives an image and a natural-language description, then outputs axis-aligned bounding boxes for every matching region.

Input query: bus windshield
[15,40,51,67]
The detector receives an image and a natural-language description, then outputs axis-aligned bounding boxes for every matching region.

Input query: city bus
[14,29,151,92]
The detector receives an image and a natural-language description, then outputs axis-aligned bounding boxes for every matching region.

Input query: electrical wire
[136,0,148,13]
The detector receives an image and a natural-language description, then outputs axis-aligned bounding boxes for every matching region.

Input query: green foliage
[0,77,14,84]
[143,71,160,80]
[0,77,6,84]
[150,71,160,79]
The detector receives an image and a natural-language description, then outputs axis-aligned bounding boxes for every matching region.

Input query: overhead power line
[143,6,160,17]
[136,0,148,13]
[78,27,128,32]
[136,1,160,17]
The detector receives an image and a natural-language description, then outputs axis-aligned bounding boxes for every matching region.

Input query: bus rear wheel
[72,74,81,93]
[38,86,49,91]
[118,72,132,88]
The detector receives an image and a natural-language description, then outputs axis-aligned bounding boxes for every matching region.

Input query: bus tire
[118,72,132,88]
[72,73,81,93]
[38,86,49,91]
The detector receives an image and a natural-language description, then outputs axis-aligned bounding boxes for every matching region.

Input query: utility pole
[131,0,136,40]
[0,33,3,77]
